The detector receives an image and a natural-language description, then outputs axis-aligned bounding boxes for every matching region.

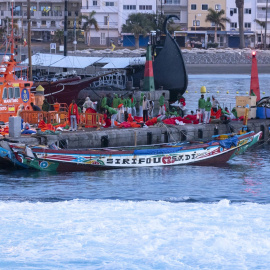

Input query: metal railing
[20,111,104,128]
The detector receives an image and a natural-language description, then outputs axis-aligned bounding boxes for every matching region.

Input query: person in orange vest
[68,100,79,131]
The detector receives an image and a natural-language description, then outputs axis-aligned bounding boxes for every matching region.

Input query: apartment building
[156,0,188,30]
[226,0,256,48]
[0,0,81,42]
[255,0,270,47]
[81,0,156,47]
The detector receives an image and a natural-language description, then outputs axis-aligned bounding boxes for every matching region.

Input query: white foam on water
[0,200,270,269]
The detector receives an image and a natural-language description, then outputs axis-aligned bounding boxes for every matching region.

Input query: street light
[264,0,269,49]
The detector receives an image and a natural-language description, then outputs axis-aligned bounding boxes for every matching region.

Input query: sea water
[1,75,270,269]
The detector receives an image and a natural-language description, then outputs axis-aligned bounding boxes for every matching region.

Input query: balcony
[81,5,100,11]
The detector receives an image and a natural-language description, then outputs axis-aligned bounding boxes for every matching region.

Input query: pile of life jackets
[38,120,69,132]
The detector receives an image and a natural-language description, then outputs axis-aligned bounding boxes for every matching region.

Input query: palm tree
[254,19,266,47]
[122,13,156,48]
[205,8,231,44]
[54,30,64,45]
[235,0,245,48]
[80,11,99,46]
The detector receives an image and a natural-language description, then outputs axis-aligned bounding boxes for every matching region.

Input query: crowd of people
[197,94,238,124]
[19,91,240,132]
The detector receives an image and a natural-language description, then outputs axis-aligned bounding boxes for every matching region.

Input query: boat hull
[13,131,261,172]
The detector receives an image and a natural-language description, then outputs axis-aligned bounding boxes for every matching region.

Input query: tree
[205,8,231,44]
[254,19,266,47]
[122,13,156,49]
[80,11,99,46]
[54,30,64,45]
[235,0,245,48]
[154,13,181,35]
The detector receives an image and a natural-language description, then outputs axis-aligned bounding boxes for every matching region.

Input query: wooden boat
[0,140,29,169]
[9,131,262,172]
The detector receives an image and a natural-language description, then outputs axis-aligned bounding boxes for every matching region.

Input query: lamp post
[264,0,269,49]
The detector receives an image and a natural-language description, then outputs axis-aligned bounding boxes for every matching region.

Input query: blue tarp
[134,147,183,156]
[219,136,238,149]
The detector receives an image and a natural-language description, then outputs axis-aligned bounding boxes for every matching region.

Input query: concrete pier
[4,119,270,149]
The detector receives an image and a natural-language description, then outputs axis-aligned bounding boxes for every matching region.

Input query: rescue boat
[0,2,34,123]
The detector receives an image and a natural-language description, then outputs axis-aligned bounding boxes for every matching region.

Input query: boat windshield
[14,87,20,98]
[2,87,7,99]
[8,87,14,98]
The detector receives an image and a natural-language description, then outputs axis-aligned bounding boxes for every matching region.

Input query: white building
[81,0,156,47]
[255,0,270,47]
[226,0,256,48]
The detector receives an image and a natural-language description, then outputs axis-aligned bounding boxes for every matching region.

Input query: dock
[4,119,269,149]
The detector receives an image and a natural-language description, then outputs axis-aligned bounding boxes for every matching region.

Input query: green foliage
[254,19,265,28]
[54,30,64,45]
[80,11,99,32]
[207,43,218,48]
[122,13,156,37]
[205,8,231,29]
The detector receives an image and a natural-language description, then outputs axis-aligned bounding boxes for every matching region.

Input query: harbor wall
[6,119,270,149]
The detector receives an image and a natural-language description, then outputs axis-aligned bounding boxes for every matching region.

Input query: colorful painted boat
[0,141,29,169]
[11,131,262,172]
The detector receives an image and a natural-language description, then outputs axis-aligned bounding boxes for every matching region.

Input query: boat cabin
[0,56,34,122]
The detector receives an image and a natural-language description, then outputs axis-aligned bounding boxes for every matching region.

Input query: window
[41,20,46,26]
[100,33,106,45]
[215,4,221,10]
[230,8,237,16]
[14,87,20,98]
[2,88,7,99]
[123,5,136,10]
[139,5,152,10]
[40,5,51,16]
[104,16,108,25]
[202,4,208,10]
[245,8,251,14]
[211,22,215,26]
[191,4,196,10]
[8,87,14,99]
[245,22,251,28]
[105,2,114,6]
[231,22,237,28]
[32,21,37,26]
[93,1,97,5]
[193,20,200,26]
[51,21,55,27]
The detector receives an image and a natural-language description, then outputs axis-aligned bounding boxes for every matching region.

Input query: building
[156,0,188,30]
[0,0,81,42]
[81,0,156,47]
[226,0,256,48]
[255,0,270,48]
[187,0,226,47]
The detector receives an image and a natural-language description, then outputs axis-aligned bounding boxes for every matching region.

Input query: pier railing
[20,111,104,128]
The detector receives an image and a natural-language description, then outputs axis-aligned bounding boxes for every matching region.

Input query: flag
[23,38,27,47]
[111,43,115,51]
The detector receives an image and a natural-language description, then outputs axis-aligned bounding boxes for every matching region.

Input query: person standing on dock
[142,95,150,122]
[101,95,107,113]
[159,92,166,115]
[131,94,137,117]
[42,99,50,112]
[104,105,117,127]
[198,94,205,123]
[139,92,144,117]
[127,94,132,115]
[204,97,212,124]
[68,100,79,131]
[212,96,220,113]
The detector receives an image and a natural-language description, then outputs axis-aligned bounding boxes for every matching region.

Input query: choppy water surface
[1,75,270,269]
